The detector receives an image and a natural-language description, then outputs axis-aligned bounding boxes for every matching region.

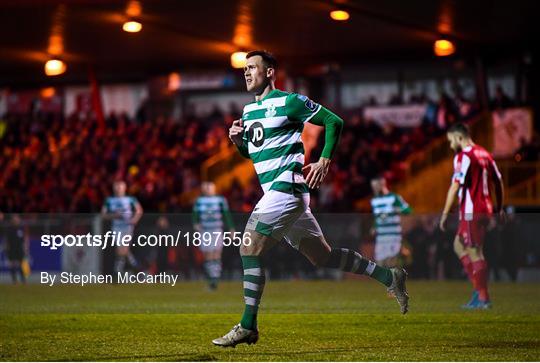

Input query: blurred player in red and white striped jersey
[439,122,504,309]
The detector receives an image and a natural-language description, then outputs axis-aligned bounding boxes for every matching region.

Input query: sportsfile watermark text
[40,231,252,250]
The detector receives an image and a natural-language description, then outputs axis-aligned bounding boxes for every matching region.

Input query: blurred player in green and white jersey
[101,180,143,275]
[192,181,235,290]
[370,176,412,268]
[212,50,410,348]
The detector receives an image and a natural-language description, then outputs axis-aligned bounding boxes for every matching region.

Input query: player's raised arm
[229,119,250,158]
[285,93,344,189]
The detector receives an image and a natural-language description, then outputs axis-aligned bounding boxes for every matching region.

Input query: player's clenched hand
[229,119,244,146]
[439,213,448,231]
[302,157,331,189]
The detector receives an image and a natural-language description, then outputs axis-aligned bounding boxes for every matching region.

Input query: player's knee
[453,238,465,257]
[467,247,483,261]
[239,243,256,256]
[239,232,265,256]
[116,247,129,256]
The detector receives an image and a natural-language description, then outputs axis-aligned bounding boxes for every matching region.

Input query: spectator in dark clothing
[491,85,514,110]
[515,135,540,161]
[406,217,433,279]
[2,214,28,284]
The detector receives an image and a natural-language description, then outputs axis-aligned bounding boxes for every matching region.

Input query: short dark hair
[447,122,470,137]
[246,50,278,71]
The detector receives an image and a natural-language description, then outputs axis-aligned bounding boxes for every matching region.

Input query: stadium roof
[0,0,536,85]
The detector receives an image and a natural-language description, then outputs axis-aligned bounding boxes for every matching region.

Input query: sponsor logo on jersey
[296,94,318,111]
[305,99,318,111]
[265,104,276,118]
[248,121,265,147]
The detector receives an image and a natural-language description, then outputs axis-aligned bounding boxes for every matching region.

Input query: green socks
[324,248,393,287]
[370,264,393,287]
[240,256,265,330]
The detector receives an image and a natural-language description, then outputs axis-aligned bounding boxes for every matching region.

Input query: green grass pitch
[1,280,539,361]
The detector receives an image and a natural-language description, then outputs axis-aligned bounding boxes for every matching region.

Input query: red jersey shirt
[452,144,502,220]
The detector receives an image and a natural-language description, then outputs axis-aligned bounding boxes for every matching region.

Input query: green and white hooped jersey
[192,195,230,232]
[104,196,138,231]
[370,193,411,243]
[242,89,321,195]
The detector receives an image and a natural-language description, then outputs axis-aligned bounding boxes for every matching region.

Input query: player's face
[371,179,383,194]
[201,182,216,195]
[447,132,461,152]
[205,183,216,195]
[244,56,270,93]
[113,182,126,196]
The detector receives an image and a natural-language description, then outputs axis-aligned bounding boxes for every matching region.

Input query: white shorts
[198,232,224,253]
[245,190,323,249]
[112,225,134,237]
[374,236,402,261]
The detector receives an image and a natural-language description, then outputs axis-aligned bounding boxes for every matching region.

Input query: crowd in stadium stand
[0,111,232,213]
[1,87,524,214]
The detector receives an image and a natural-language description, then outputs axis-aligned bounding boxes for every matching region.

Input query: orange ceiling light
[44,59,66,76]
[40,87,56,98]
[123,19,142,33]
[231,51,247,69]
[123,1,142,33]
[168,72,181,91]
[45,5,67,76]
[330,9,350,21]
[434,39,455,56]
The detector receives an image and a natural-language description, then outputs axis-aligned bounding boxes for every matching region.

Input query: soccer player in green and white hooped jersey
[101,180,143,275]
[370,176,412,268]
[192,181,235,290]
[212,50,410,347]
